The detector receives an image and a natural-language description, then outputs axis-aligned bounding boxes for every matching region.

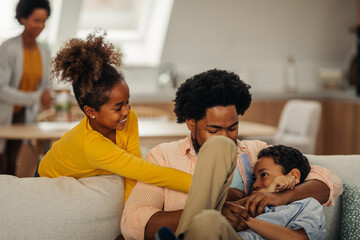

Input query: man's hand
[221,201,249,232]
[245,191,288,217]
[226,188,246,201]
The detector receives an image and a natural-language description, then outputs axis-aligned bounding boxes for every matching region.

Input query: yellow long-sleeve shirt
[38,108,192,201]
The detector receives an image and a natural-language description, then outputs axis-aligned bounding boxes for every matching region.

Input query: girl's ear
[83,105,96,119]
[287,168,301,185]
[185,119,196,132]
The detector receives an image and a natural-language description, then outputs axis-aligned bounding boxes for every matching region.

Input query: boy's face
[186,105,239,152]
[252,156,285,191]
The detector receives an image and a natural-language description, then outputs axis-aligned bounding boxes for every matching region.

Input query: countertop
[130,89,360,103]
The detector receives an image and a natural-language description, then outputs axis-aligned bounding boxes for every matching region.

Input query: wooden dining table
[0,119,277,156]
[0,119,276,142]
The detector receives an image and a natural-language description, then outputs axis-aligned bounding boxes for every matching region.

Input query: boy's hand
[264,175,299,193]
[222,201,249,231]
[245,191,288,217]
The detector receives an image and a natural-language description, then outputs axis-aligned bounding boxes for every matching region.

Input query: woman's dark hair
[15,0,51,24]
[174,69,252,123]
[257,145,311,183]
[51,33,123,112]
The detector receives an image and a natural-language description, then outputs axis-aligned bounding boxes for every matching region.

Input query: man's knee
[203,135,235,149]
[200,136,237,157]
[199,136,237,168]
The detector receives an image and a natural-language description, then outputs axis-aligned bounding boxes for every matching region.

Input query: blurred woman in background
[0,0,52,175]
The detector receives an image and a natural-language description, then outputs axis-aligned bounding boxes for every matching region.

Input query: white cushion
[0,174,124,240]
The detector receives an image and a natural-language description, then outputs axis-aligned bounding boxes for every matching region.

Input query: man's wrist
[276,188,295,205]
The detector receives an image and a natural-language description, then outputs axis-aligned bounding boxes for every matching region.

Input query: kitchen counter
[130,89,360,103]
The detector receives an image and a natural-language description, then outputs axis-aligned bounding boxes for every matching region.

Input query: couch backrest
[0,174,124,240]
[306,154,360,240]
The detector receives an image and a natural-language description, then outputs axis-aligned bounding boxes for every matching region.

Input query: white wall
[125,0,357,94]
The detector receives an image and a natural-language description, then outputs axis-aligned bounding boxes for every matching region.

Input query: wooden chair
[36,108,56,122]
[37,106,85,122]
[132,106,170,121]
[131,106,172,156]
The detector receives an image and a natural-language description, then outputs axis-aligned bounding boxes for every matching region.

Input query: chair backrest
[132,106,170,121]
[37,108,56,122]
[274,100,322,154]
[37,106,85,122]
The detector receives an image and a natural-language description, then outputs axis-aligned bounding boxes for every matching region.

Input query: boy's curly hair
[52,33,123,111]
[257,145,311,183]
[174,69,252,123]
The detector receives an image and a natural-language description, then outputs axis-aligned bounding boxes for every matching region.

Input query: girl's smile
[86,81,131,137]
[117,118,127,126]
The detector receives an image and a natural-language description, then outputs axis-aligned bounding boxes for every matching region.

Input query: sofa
[0,155,359,240]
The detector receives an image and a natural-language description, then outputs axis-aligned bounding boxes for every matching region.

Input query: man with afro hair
[121,69,342,240]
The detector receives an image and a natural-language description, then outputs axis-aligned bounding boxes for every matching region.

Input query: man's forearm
[283,179,330,204]
[145,210,182,240]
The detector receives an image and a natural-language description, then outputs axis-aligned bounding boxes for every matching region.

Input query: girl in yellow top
[37,34,191,201]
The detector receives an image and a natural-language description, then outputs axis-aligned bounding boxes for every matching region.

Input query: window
[0,0,174,67]
[77,0,174,67]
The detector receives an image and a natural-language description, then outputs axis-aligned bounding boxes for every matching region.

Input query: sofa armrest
[0,174,124,240]
[306,154,360,240]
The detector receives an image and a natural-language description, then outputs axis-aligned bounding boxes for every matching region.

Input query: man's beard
[191,122,201,153]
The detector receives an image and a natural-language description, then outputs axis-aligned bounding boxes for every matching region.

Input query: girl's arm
[87,136,192,193]
[245,217,308,240]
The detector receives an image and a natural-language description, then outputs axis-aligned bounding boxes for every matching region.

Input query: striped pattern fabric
[121,135,342,240]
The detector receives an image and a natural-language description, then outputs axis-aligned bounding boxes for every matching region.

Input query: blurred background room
[0,0,359,177]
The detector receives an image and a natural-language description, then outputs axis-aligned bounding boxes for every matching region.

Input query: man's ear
[83,105,96,119]
[287,168,301,185]
[185,119,196,132]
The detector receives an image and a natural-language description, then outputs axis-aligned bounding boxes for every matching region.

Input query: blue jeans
[34,164,40,177]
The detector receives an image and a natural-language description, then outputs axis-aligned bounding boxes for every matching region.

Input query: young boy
[236,145,326,240]
[157,145,326,240]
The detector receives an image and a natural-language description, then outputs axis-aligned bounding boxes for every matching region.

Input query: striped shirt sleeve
[306,164,343,206]
[121,149,166,240]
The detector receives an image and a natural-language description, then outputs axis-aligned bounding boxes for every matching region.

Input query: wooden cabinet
[319,100,360,154]
[355,104,360,153]
[241,100,286,127]
[320,101,355,154]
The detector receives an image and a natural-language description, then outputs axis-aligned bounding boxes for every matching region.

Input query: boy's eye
[261,172,268,177]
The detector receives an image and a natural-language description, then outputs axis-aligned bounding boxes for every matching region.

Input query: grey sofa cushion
[306,155,360,240]
[0,174,124,240]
